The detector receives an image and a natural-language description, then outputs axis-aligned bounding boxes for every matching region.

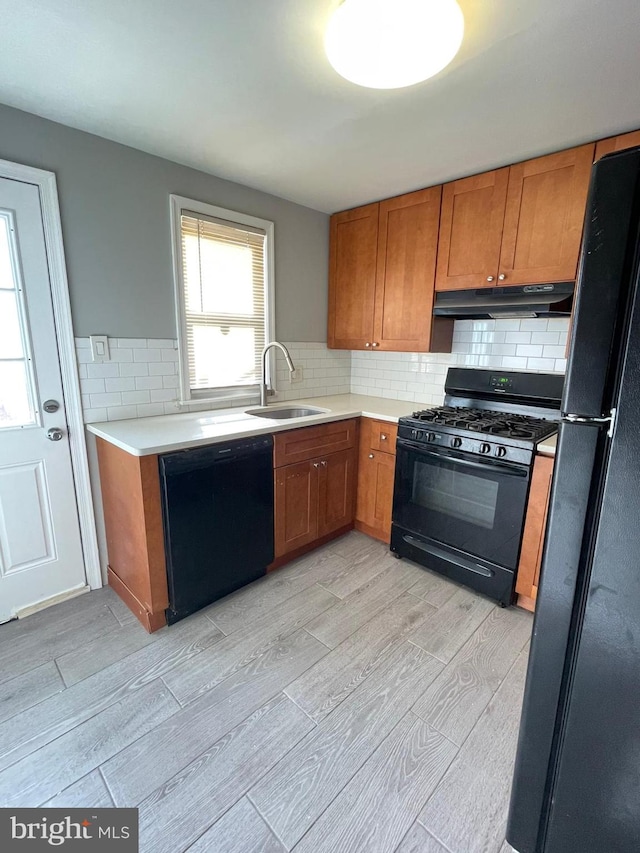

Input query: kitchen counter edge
[85,393,414,457]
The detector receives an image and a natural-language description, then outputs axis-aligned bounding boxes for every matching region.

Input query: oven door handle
[397,440,529,478]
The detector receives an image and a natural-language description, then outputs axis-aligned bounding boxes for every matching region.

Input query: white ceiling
[1,0,640,213]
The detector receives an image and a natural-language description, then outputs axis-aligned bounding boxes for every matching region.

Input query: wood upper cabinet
[355,418,397,543]
[435,168,510,291]
[328,190,453,353]
[328,203,379,350]
[595,130,640,160]
[499,144,595,285]
[516,453,554,612]
[436,144,594,291]
[374,187,450,351]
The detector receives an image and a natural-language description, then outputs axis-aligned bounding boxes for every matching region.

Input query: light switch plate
[89,334,110,363]
[290,367,303,383]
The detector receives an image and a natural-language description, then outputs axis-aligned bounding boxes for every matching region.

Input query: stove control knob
[411,429,418,440]
[427,432,436,443]
[451,436,462,449]
[495,446,507,458]
[480,442,492,454]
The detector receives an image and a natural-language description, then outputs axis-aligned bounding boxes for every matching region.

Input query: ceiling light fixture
[324,0,464,90]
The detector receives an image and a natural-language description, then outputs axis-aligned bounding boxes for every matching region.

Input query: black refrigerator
[507,147,640,852]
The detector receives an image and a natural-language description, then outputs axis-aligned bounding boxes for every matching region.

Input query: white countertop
[537,434,557,457]
[86,394,416,456]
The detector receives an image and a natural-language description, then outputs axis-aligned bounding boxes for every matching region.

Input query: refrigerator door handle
[563,407,617,437]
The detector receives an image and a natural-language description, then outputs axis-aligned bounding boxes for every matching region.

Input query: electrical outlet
[290,367,303,383]
[89,334,110,363]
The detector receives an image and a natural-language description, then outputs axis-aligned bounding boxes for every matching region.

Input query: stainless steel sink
[245,406,328,420]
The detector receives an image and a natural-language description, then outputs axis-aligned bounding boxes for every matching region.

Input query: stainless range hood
[433,282,574,319]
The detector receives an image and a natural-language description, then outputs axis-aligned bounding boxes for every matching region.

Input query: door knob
[486,276,494,282]
[42,399,60,413]
[47,427,64,441]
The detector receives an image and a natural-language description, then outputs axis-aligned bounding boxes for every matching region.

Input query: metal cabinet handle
[371,342,379,347]
[498,273,506,281]
[380,434,387,441]
[486,276,494,282]
[47,427,64,441]
[368,453,374,459]
[365,342,371,348]
[313,462,320,468]
[321,460,328,467]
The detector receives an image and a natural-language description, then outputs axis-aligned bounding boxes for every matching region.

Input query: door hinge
[562,407,617,438]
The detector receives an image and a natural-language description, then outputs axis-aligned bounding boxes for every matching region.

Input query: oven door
[393,440,531,572]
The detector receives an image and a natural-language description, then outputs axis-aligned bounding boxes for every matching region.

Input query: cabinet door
[374,187,451,352]
[435,168,509,291]
[499,144,595,286]
[317,448,357,539]
[355,420,397,544]
[515,454,554,608]
[274,461,318,558]
[595,130,640,160]
[328,203,379,349]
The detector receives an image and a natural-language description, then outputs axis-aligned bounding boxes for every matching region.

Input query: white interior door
[0,176,86,623]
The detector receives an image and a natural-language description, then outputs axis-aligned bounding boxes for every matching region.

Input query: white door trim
[0,158,102,590]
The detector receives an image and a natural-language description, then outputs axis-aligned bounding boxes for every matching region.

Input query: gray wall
[0,103,329,341]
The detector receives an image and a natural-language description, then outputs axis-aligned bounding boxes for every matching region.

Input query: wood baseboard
[108,566,166,633]
[354,519,390,544]
[268,523,354,572]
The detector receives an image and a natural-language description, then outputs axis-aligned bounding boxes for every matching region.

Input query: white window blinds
[180,211,267,394]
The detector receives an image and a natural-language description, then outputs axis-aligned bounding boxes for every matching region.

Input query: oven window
[412,464,499,529]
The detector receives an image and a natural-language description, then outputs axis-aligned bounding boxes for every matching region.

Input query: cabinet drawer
[273,418,358,468]
[369,420,398,454]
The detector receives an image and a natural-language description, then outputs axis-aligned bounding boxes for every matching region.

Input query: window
[0,211,37,429]
[170,195,274,404]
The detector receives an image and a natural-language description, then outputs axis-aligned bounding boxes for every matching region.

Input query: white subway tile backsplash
[86,363,120,379]
[121,390,151,405]
[530,331,561,345]
[526,357,557,371]
[135,375,164,390]
[148,362,177,376]
[75,321,569,425]
[542,345,567,359]
[514,344,544,357]
[80,378,106,395]
[104,377,136,393]
[90,392,123,408]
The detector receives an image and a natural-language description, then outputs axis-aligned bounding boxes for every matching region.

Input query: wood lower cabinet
[274,460,318,556]
[273,420,358,561]
[328,189,453,353]
[355,418,398,543]
[516,454,554,612]
[96,438,169,633]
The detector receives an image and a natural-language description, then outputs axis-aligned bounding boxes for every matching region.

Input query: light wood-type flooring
[0,532,530,853]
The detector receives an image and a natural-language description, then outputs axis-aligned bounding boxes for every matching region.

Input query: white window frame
[169,194,275,407]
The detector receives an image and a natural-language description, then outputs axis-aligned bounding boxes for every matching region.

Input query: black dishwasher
[159,434,274,624]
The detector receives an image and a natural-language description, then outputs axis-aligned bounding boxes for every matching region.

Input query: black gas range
[391,368,564,606]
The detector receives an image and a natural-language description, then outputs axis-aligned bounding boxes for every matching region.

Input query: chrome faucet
[260,341,296,406]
